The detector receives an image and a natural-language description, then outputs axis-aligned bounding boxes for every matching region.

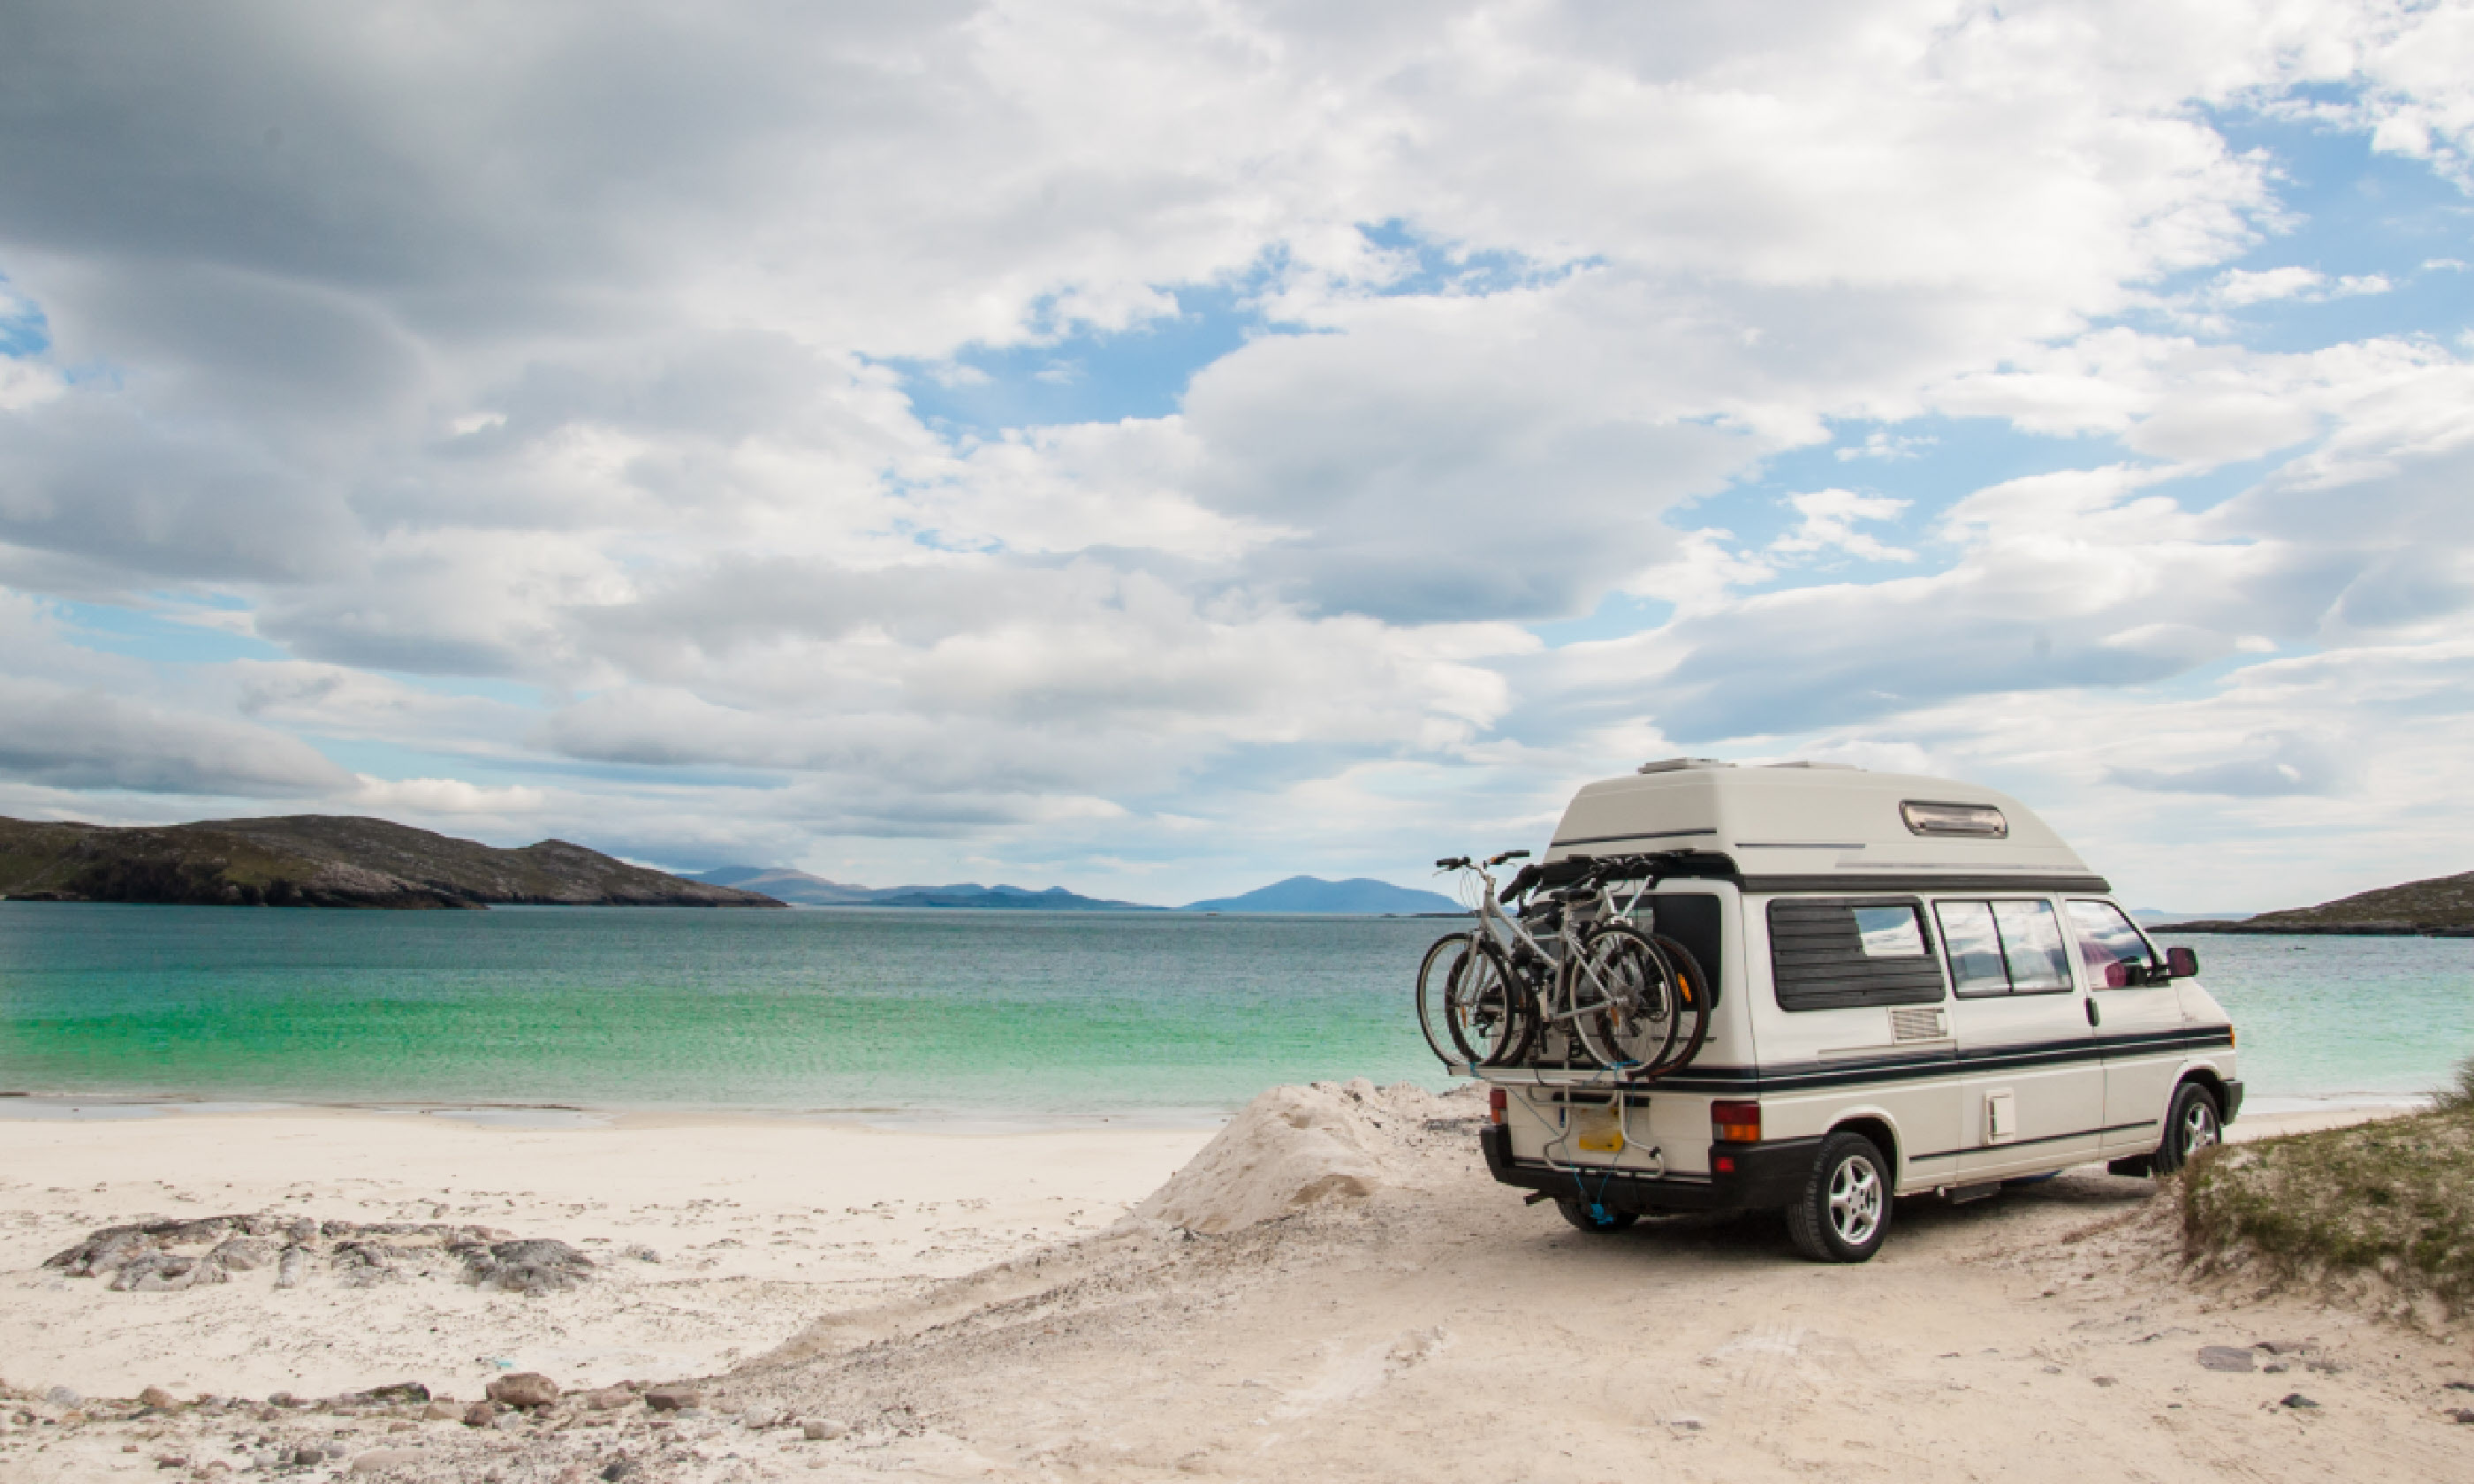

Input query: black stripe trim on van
[1549,828,1720,848]
[1637,1026,2235,1094]
[1742,874,2113,895]
[1907,1120,2160,1162]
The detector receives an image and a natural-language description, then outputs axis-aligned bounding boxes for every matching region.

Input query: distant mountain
[2134,909,2255,927]
[1178,875,1466,914]
[683,867,1160,912]
[0,815,783,911]
[2173,869,2474,936]
[685,867,880,905]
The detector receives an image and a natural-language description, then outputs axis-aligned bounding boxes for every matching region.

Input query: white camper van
[1450,759,2239,1262]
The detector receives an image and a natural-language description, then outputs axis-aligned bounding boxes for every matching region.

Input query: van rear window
[1767,897,1947,1011]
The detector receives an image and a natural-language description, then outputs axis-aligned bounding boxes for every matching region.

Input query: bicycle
[1415,852,1711,1076]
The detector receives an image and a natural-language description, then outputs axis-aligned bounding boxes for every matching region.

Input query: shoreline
[0,1094,1248,1133]
[0,1085,2428,1132]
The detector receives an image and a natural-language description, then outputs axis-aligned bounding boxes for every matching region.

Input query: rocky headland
[2173,867,2474,936]
[0,814,784,911]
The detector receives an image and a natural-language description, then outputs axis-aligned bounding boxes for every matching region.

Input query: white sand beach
[4,1094,2466,1484]
[0,1108,1214,1403]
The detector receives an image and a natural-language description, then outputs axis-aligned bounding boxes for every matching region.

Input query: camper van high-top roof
[1546,761,2099,891]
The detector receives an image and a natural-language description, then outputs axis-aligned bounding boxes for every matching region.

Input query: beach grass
[2182,1062,2474,1316]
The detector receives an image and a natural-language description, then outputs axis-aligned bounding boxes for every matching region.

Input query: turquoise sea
[0,904,2466,1121]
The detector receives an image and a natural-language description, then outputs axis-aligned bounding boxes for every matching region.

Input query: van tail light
[1711,1101,1762,1143]
[1488,1086,1507,1124]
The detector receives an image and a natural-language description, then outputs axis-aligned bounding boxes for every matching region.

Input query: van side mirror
[2101,961,2130,989]
[2166,945,2199,979]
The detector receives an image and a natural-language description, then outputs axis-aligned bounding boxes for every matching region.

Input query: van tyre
[1786,1132,1893,1263]
[2148,1082,2222,1176]
[1556,1199,1638,1233]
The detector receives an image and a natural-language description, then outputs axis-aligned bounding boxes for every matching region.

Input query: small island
[2172,867,2474,937]
[0,814,783,911]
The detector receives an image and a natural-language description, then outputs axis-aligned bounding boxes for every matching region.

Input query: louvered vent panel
[1889,1007,1948,1042]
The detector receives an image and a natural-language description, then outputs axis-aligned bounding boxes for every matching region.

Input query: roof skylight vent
[1901,800,2008,838]
[1636,758,1734,775]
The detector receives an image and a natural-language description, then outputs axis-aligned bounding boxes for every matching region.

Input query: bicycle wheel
[1445,938,1535,1066]
[1644,933,1712,1076]
[1414,932,1473,1064]
[1568,923,1678,1071]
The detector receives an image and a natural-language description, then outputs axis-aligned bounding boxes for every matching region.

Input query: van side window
[1933,898,2074,996]
[2069,899,2160,989]
[1996,901,2072,990]
[1768,897,1947,1011]
[1934,901,2009,994]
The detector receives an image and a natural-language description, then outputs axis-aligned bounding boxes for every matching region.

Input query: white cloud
[0,676,355,797]
[2214,266,2328,306]
[1771,489,1916,564]
[352,776,548,814]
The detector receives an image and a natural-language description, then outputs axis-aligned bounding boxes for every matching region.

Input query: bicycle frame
[1451,858,1659,1045]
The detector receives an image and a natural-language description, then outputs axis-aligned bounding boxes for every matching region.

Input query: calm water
[0,905,2464,1119]
[0,905,1451,1121]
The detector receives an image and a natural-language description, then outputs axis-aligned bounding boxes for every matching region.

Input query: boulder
[487,1374,560,1410]
[365,1382,429,1404]
[461,1402,498,1427]
[349,1449,425,1474]
[137,1388,178,1410]
[464,1238,595,1295]
[643,1386,700,1412]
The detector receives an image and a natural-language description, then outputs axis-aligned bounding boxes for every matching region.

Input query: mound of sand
[1131,1079,1483,1234]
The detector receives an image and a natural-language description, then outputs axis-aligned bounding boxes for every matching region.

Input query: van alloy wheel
[1827,1157,1883,1247]
[1786,1131,1893,1262]
[2149,1082,2223,1176]
[2180,1096,2220,1155]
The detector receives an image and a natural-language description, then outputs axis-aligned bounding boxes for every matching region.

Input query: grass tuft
[2182,1096,2474,1319]
[2436,1054,2474,1115]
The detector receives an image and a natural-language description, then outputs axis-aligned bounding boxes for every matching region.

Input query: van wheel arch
[1829,1117,1901,1185]
[2177,1066,2230,1111]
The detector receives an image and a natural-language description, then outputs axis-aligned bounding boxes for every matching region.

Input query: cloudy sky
[2,0,2470,910]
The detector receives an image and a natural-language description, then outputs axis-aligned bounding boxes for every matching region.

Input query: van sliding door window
[1936,901,2007,994]
[1768,897,1947,1011]
[1933,898,2073,996]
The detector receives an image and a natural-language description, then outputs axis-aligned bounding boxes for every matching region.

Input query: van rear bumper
[1479,1124,1820,1214]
